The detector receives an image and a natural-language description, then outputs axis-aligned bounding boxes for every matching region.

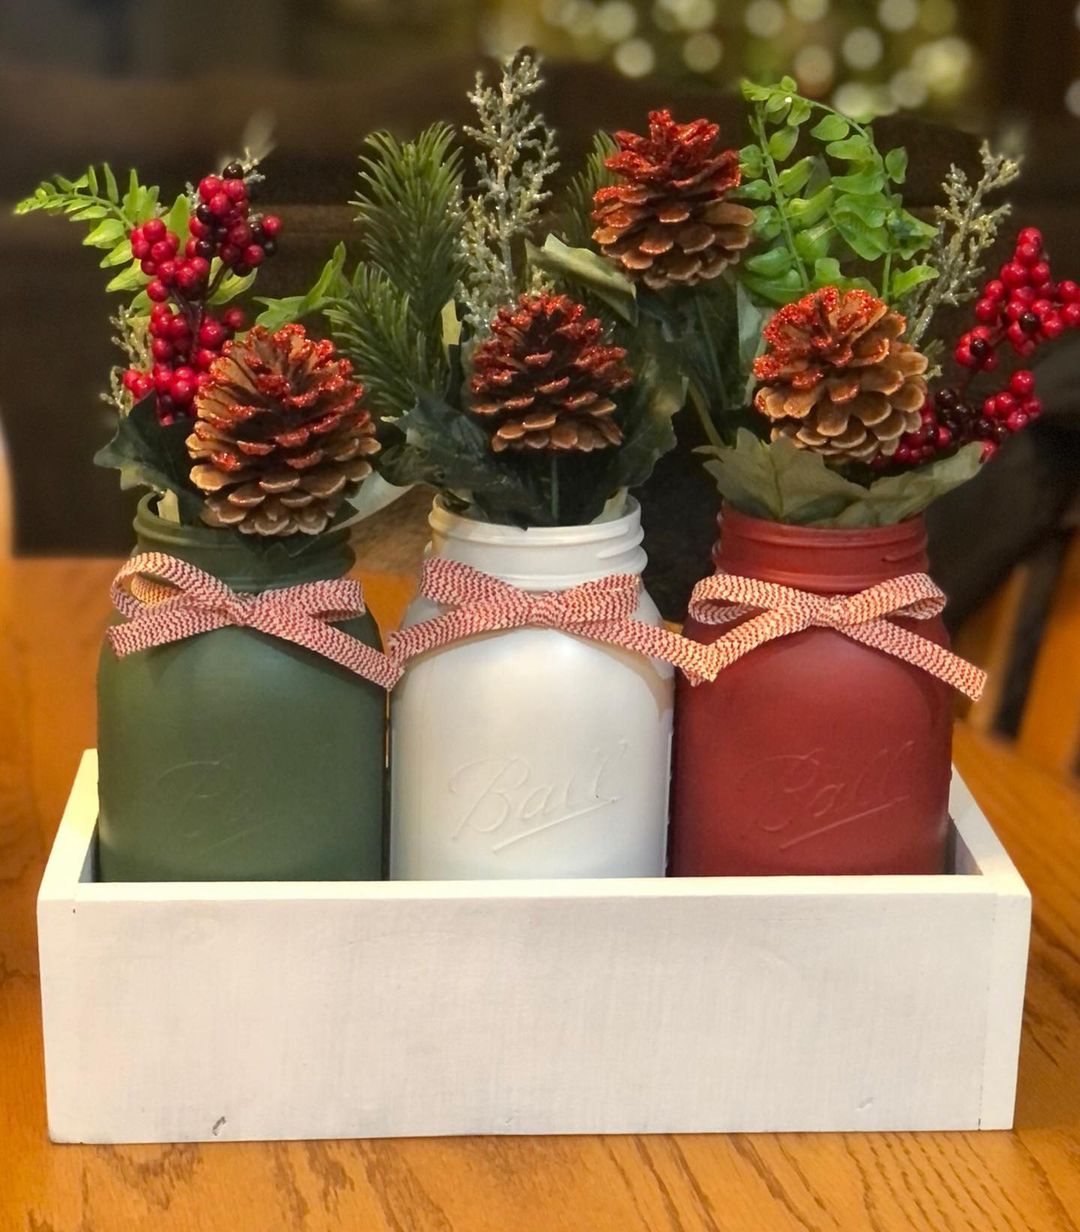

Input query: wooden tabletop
[3,557,1079,1232]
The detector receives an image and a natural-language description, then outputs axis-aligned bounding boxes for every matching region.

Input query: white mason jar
[390,498,674,879]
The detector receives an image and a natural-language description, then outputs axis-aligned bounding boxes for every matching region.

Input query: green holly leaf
[93,395,204,519]
[526,235,638,322]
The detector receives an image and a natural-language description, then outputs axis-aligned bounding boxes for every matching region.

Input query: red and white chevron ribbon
[108,552,401,689]
[688,571,986,701]
[389,557,720,684]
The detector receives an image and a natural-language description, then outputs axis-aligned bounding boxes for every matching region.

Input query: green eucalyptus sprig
[735,78,937,310]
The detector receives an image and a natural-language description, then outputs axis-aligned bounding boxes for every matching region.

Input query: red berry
[131,237,151,260]
[1023,397,1043,418]
[1007,322,1028,350]
[1010,370,1035,397]
[167,314,190,340]
[984,279,1005,301]
[195,347,217,370]
[170,378,194,405]
[157,259,178,285]
[122,368,143,392]
[227,223,252,247]
[1030,261,1051,286]
[143,218,166,243]
[1016,243,1041,266]
[198,318,227,348]
[1064,302,1080,328]
[1032,298,1055,319]
[140,258,157,277]
[151,338,174,361]
[172,365,195,383]
[1002,262,1028,288]
[1058,280,1080,303]
[190,257,211,281]
[223,178,247,202]
[153,365,173,393]
[994,392,1017,418]
[1018,227,1043,250]
[209,193,231,217]
[195,371,212,389]
[1012,285,1037,304]
[149,240,172,265]
[176,264,200,293]
[955,345,975,368]
[260,215,281,239]
[198,176,222,202]
[219,243,241,265]
[147,280,169,302]
[222,307,246,330]
[975,298,1000,324]
[980,441,999,461]
[936,427,953,448]
[1005,410,1029,433]
[189,217,210,240]
[242,244,265,266]
[1042,313,1065,339]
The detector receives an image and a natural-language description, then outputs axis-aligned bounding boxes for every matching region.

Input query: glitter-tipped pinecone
[469,293,633,453]
[592,110,755,291]
[753,287,930,464]
[187,324,380,536]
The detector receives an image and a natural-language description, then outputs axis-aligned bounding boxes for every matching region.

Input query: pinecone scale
[469,293,632,453]
[753,287,929,464]
[593,111,755,290]
[188,324,379,535]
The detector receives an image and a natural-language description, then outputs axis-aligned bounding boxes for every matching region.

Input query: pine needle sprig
[907,141,1021,348]
[559,131,617,249]
[323,265,438,422]
[458,50,560,337]
[351,122,465,332]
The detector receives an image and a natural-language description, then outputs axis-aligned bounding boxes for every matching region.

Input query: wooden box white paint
[38,750,1030,1144]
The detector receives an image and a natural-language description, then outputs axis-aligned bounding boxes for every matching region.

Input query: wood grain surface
[3,557,1080,1232]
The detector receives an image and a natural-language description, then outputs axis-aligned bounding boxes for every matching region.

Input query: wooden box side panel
[41,889,999,1142]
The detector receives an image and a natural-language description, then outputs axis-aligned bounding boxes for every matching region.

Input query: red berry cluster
[894,228,1073,467]
[122,161,281,425]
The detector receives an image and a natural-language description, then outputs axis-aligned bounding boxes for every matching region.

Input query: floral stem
[689,381,724,451]
[752,108,810,293]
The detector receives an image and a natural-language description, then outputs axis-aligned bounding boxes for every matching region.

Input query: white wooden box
[38,750,1030,1143]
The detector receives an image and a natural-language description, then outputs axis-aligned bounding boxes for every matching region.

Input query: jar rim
[720,503,926,550]
[430,495,640,546]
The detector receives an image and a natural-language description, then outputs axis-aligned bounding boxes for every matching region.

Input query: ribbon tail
[579,620,722,685]
[705,609,811,673]
[842,620,987,702]
[265,614,402,690]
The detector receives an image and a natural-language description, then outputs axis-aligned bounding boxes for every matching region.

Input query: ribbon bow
[390,557,719,684]
[688,571,986,701]
[109,552,401,689]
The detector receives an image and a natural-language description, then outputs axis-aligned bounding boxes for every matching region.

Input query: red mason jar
[671,506,953,876]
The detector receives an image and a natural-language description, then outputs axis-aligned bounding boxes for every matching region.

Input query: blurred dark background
[2,0,1079,631]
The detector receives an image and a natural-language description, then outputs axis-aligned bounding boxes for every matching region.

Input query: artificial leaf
[787,97,813,127]
[768,126,799,161]
[777,156,815,196]
[751,206,783,242]
[93,395,204,519]
[105,262,147,293]
[701,430,984,527]
[890,263,938,301]
[83,218,126,248]
[825,136,873,162]
[810,114,849,142]
[885,147,909,184]
[787,185,834,228]
[734,178,773,202]
[255,243,348,330]
[209,270,257,305]
[834,213,888,261]
[527,235,638,322]
[739,144,764,178]
[832,167,886,195]
[745,248,793,278]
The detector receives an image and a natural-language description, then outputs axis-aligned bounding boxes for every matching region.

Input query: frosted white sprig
[457,51,560,338]
[907,142,1021,348]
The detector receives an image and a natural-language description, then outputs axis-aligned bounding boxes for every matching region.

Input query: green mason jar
[97,496,387,882]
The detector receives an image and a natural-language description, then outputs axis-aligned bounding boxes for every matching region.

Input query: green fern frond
[560,131,617,248]
[351,123,465,332]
